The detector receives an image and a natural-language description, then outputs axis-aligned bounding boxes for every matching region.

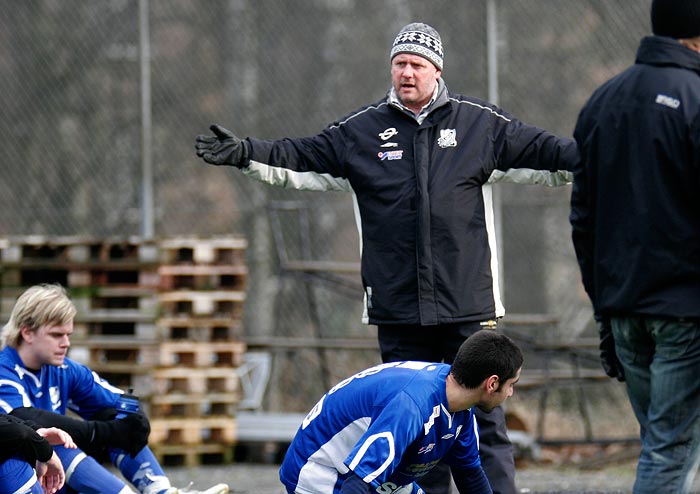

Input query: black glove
[598,319,625,382]
[93,413,151,457]
[195,124,249,167]
[11,406,150,458]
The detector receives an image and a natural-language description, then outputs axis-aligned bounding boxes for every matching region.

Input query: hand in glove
[195,124,249,167]
[95,413,151,457]
[598,319,625,382]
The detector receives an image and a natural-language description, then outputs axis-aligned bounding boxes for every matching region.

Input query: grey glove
[598,319,625,382]
[195,124,249,167]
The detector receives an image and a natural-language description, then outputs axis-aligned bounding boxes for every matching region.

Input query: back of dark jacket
[571,36,700,319]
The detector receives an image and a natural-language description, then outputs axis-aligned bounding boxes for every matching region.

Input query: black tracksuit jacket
[243,80,576,325]
[571,36,700,320]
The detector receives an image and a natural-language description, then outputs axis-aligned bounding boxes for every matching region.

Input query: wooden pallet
[158,237,247,266]
[159,341,246,367]
[150,442,235,467]
[0,266,70,289]
[151,367,240,394]
[157,317,242,342]
[70,339,246,370]
[67,269,160,289]
[0,237,159,292]
[0,297,157,326]
[150,417,236,444]
[72,321,158,341]
[150,392,240,418]
[159,290,245,317]
[0,233,159,291]
[158,265,247,291]
[0,236,159,264]
[75,309,156,325]
[72,286,158,308]
[69,338,159,371]
[0,267,159,291]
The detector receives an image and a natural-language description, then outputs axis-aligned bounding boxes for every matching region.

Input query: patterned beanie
[390,22,444,70]
[652,0,700,39]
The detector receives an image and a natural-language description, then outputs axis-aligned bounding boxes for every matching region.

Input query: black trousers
[377,322,516,494]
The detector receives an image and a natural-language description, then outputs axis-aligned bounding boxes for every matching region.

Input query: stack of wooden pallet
[0,235,248,466]
[150,237,247,466]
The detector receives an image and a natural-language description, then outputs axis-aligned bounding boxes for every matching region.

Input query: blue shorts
[0,457,42,494]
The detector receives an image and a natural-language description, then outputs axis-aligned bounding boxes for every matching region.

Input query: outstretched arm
[195,123,352,193]
[490,111,578,186]
[195,124,249,167]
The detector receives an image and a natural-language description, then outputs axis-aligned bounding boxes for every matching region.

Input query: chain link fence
[1,1,651,421]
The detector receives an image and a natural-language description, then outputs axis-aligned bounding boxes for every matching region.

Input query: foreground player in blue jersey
[279,330,523,494]
[0,284,229,494]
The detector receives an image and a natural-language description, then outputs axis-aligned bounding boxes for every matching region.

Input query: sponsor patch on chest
[378,150,404,161]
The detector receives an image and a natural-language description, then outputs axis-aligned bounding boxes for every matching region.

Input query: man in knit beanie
[197,22,577,494]
[390,22,444,70]
[387,23,444,118]
[572,2,700,494]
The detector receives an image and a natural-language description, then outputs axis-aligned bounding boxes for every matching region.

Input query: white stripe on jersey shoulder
[487,168,572,186]
[92,371,125,394]
[329,102,390,130]
[243,160,352,192]
[449,98,511,122]
[0,379,33,408]
[398,361,435,370]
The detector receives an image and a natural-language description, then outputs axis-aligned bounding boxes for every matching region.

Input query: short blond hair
[1,284,77,349]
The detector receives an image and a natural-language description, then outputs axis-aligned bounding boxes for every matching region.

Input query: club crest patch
[437,129,457,148]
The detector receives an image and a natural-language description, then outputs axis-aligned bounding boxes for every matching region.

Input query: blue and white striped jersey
[0,346,122,419]
[279,361,482,494]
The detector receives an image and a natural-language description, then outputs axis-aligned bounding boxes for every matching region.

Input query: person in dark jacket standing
[196,22,576,494]
[571,1,700,493]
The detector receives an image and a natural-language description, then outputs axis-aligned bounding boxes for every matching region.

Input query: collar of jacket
[636,35,700,74]
[387,78,451,122]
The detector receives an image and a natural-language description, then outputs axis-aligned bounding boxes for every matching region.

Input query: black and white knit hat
[652,0,700,39]
[390,22,444,70]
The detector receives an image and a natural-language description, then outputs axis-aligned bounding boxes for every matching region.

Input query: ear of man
[485,375,500,393]
[679,37,700,53]
[20,326,34,342]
